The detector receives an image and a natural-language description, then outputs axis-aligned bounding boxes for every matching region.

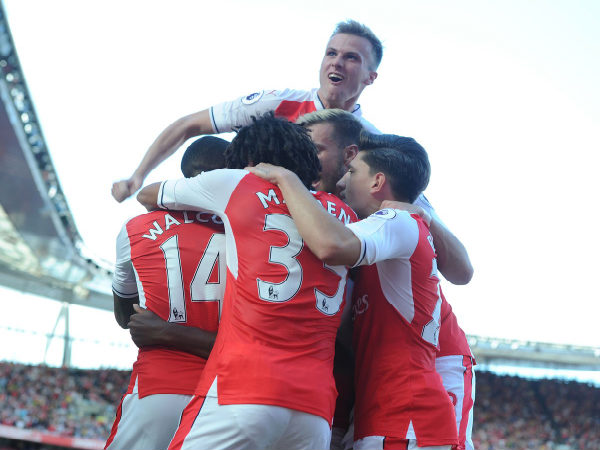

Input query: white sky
[1,0,600,369]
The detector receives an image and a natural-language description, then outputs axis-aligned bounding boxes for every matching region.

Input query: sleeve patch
[241,90,264,105]
[372,208,397,220]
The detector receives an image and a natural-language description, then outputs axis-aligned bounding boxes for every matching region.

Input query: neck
[361,198,383,218]
[317,89,358,112]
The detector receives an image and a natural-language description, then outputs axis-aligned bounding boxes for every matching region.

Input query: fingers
[132,304,143,312]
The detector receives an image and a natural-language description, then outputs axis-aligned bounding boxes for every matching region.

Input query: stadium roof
[0,3,113,310]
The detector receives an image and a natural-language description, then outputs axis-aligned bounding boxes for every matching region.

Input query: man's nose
[336,173,348,195]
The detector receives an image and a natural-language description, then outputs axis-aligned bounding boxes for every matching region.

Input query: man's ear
[370,172,386,194]
[343,145,359,168]
[365,71,378,86]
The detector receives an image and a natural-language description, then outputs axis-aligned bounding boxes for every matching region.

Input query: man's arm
[382,199,474,285]
[113,294,139,329]
[127,305,216,359]
[112,110,213,202]
[247,163,361,266]
[137,182,162,211]
[429,219,473,285]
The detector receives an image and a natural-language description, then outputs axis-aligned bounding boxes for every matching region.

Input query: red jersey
[347,209,457,447]
[438,289,474,360]
[158,169,358,423]
[112,210,225,398]
[209,88,379,133]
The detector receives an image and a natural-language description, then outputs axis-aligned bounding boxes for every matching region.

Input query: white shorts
[354,435,451,450]
[105,390,193,450]
[169,378,331,450]
[435,355,476,450]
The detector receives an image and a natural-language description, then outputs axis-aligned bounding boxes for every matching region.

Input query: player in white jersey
[111,20,382,202]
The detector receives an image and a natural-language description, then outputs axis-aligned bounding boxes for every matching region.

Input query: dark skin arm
[113,293,139,329]
[127,305,217,359]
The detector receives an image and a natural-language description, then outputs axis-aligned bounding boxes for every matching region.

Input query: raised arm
[112,109,213,202]
[247,163,361,266]
[381,199,473,285]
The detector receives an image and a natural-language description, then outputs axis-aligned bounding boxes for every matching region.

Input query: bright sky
[1,0,600,370]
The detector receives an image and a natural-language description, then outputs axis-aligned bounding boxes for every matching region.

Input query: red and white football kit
[156,169,357,450]
[105,210,225,450]
[436,290,476,450]
[347,208,458,449]
[209,88,380,134]
[413,195,477,450]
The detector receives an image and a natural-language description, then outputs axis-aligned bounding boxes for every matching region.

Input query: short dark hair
[225,112,321,189]
[296,109,363,149]
[180,136,229,178]
[359,133,430,203]
[332,20,383,69]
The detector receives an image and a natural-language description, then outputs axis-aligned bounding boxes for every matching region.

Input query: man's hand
[245,163,293,185]
[112,174,144,203]
[381,200,432,227]
[127,304,169,348]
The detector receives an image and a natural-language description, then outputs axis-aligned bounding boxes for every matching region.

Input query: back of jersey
[200,173,357,423]
[121,210,225,397]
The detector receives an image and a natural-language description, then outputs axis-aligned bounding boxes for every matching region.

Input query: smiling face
[318,33,378,111]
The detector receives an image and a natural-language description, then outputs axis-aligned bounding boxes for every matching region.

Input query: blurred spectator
[0,362,129,440]
[0,362,599,448]
[472,371,600,450]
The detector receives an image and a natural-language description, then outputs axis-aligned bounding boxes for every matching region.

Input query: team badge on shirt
[241,90,264,105]
[372,208,397,220]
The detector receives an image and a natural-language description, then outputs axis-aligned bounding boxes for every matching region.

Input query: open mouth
[328,73,344,83]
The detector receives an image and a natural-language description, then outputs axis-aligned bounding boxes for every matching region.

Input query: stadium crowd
[1,361,599,449]
[0,362,128,440]
[472,371,600,450]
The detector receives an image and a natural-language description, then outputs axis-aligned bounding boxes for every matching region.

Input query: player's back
[122,209,225,397]
[196,172,357,422]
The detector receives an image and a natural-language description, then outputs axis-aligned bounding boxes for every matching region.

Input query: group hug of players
[106,20,476,450]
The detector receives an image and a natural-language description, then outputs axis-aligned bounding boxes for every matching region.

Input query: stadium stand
[1,361,599,450]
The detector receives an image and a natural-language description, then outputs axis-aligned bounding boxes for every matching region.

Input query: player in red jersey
[296,109,476,450]
[137,113,357,450]
[247,134,458,450]
[105,136,229,450]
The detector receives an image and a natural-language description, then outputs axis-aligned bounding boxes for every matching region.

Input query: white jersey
[209,88,380,134]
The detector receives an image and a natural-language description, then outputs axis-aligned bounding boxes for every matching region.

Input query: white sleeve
[157,169,248,215]
[112,223,138,298]
[209,89,290,133]
[414,193,447,229]
[346,209,420,267]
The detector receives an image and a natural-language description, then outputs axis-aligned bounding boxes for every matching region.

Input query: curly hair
[225,112,321,189]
